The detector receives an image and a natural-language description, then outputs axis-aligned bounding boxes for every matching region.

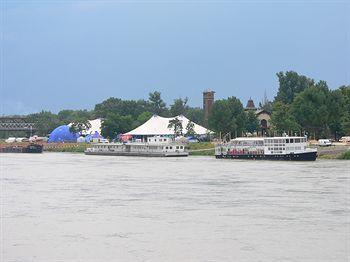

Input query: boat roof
[231,136,306,141]
[263,136,307,139]
[232,137,264,141]
[92,142,183,146]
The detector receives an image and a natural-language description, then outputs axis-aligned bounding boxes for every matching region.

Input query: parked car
[318,139,332,147]
[15,137,29,142]
[339,136,350,143]
[5,137,16,143]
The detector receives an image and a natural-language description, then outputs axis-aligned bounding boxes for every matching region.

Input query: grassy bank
[187,142,215,156]
[338,150,350,160]
[189,149,215,156]
[45,143,88,153]
[316,145,350,159]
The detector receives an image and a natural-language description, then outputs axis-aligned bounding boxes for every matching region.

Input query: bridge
[0,116,37,132]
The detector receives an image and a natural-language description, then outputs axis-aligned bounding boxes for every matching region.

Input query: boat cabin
[264,137,307,155]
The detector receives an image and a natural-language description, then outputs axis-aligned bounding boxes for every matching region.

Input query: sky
[1,0,349,115]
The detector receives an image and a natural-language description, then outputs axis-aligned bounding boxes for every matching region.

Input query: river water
[1,153,349,261]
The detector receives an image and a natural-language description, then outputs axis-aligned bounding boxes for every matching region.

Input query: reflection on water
[1,153,350,261]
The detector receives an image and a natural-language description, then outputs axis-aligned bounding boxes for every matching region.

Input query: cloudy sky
[1,0,349,115]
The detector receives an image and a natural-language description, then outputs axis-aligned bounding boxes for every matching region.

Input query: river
[1,153,349,261]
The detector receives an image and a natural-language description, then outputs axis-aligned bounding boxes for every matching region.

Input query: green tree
[170,97,189,116]
[186,107,204,126]
[258,92,273,114]
[245,110,259,133]
[101,113,133,139]
[327,89,346,139]
[339,85,350,136]
[57,110,76,123]
[270,102,300,135]
[133,111,152,128]
[275,71,314,104]
[185,120,196,136]
[27,111,62,136]
[69,117,92,134]
[341,114,350,136]
[94,97,151,119]
[168,117,183,136]
[290,82,330,138]
[148,91,167,116]
[208,96,246,136]
[58,109,94,124]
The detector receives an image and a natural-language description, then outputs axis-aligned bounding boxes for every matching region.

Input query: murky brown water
[1,153,350,261]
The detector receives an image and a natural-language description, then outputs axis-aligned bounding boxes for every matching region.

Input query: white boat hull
[85,151,188,157]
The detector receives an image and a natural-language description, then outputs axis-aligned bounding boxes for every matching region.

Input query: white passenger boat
[215,136,317,161]
[85,136,188,157]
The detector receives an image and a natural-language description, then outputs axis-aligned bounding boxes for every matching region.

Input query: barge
[0,143,43,153]
[215,136,317,161]
[85,136,188,157]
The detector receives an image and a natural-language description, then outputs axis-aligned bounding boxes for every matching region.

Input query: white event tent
[124,115,212,136]
[68,118,102,135]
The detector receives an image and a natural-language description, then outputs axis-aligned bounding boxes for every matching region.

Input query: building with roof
[244,99,271,134]
[256,109,271,134]
[245,98,257,111]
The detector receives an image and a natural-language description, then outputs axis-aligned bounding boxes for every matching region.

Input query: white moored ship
[85,136,188,157]
[215,136,317,161]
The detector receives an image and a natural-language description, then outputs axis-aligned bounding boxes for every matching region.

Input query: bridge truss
[0,117,37,132]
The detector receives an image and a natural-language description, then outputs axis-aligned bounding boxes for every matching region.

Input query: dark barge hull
[216,151,317,161]
[0,144,43,153]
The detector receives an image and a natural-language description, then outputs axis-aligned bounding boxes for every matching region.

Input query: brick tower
[203,90,215,125]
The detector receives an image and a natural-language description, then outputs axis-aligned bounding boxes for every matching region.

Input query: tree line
[23,92,203,138]
[9,70,349,140]
[208,71,350,140]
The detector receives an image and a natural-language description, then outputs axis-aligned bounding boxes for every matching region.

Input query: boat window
[166,146,168,149]
[290,139,294,143]
[286,139,289,143]
[295,138,300,143]
[176,146,179,149]
[170,146,172,149]
[180,146,183,149]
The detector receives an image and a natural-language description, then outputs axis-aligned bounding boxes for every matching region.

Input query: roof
[256,109,271,115]
[231,136,307,141]
[233,137,264,141]
[245,98,256,109]
[125,115,212,136]
[85,119,102,135]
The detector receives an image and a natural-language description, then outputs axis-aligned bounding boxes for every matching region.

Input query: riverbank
[187,142,215,156]
[44,143,88,153]
[1,141,349,159]
[315,145,350,159]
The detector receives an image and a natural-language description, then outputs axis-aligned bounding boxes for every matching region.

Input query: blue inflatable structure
[48,125,78,143]
[85,131,103,142]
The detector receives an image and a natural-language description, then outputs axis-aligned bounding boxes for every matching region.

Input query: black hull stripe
[215,152,317,161]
